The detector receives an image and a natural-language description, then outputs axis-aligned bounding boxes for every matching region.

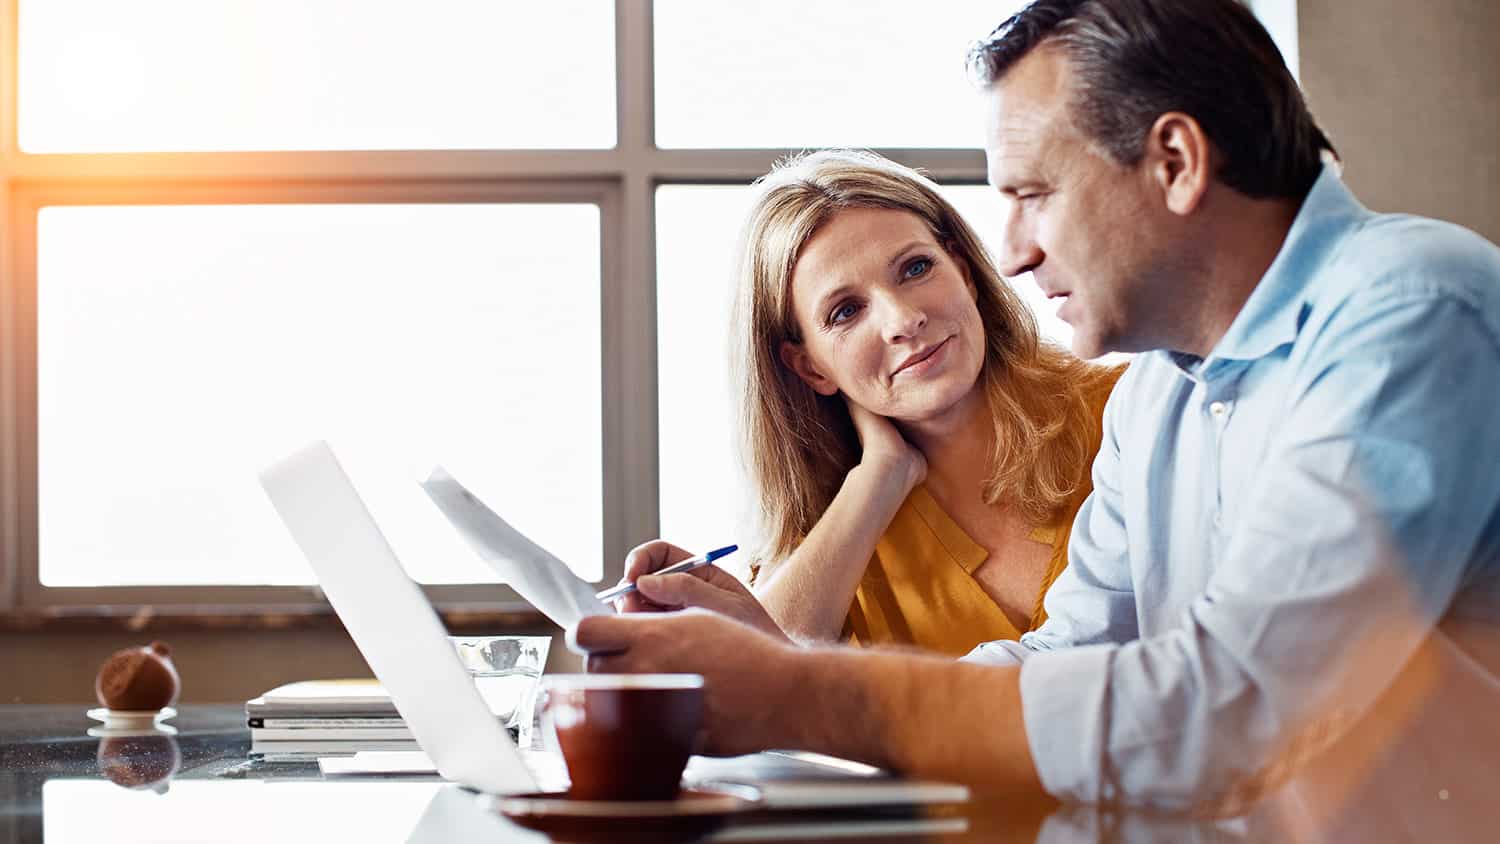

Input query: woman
[626,150,1122,657]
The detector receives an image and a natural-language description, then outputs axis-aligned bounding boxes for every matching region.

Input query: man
[575,0,1500,816]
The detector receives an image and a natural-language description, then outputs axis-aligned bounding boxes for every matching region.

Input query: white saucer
[483,783,761,841]
[87,707,177,729]
[88,724,179,738]
[489,785,761,818]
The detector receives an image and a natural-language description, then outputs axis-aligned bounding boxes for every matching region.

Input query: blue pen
[595,544,739,603]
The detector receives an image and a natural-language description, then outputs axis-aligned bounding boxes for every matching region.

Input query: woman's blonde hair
[732,150,1116,580]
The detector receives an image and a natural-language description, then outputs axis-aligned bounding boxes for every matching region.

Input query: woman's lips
[893,336,952,378]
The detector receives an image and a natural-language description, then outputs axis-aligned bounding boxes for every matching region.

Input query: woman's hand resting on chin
[846,397,927,493]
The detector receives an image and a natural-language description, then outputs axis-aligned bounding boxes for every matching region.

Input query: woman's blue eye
[903,258,932,279]
[830,302,860,325]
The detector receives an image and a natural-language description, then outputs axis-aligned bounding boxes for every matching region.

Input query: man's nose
[997,211,1044,278]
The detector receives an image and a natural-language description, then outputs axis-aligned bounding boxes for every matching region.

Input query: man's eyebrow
[995,180,1048,196]
[988,127,1052,194]
[989,152,1057,192]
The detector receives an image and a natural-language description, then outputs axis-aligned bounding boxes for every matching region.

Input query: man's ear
[1145,111,1212,216]
[779,341,839,396]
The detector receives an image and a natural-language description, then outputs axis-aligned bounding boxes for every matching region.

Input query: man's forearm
[771,645,1048,796]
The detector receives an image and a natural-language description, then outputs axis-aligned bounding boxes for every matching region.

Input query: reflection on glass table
[94,729,182,795]
[44,780,457,844]
[11,704,1482,843]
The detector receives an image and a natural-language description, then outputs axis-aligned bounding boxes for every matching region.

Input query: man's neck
[1172,191,1303,358]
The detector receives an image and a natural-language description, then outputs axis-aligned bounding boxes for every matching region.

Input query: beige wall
[1299,0,1500,243]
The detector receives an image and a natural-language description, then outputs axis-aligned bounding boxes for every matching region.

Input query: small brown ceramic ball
[95,641,181,712]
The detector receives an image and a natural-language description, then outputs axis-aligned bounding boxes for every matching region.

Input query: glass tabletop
[0,705,1016,843]
[0,704,1478,843]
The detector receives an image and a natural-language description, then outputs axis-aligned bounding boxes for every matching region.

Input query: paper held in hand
[420,468,612,628]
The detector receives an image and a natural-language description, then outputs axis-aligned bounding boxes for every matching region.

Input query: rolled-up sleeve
[1021,292,1500,809]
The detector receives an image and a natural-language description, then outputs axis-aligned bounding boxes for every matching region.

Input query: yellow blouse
[842,370,1120,657]
[841,485,1068,655]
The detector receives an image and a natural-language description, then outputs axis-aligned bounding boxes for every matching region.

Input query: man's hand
[571,610,1046,796]
[570,609,801,756]
[611,540,790,642]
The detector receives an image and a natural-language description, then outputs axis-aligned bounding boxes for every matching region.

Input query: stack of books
[246,679,418,762]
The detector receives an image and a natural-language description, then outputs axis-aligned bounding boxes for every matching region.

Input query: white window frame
[0,0,993,619]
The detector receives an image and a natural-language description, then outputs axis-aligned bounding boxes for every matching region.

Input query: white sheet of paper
[320,750,438,777]
[420,468,612,628]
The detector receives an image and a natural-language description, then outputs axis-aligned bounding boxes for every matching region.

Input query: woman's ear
[779,341,839,396]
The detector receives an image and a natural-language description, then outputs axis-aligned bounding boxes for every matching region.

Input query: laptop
[259,441,969,807]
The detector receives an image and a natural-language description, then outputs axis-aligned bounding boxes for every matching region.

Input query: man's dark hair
[969,0,1334,199]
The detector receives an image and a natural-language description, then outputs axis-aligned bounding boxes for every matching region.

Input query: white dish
[86,706,177,726]
[87,723,179,738]
[490,785,759,819]
[483,784,762,843]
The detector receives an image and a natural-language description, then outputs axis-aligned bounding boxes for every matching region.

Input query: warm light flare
[18,0,615,153]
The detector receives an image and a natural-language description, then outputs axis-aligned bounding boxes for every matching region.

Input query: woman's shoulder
[1040,353,1127,422]
[1033,345,1127,398]
[1087,361,1129,416]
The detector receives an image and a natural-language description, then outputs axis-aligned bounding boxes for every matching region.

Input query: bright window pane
[656,184,1066,564]
[38,203,602,586]
[19,0,616,152]
[654,1,1021,149]
[945,187,1074,347]
[655,187,758,562]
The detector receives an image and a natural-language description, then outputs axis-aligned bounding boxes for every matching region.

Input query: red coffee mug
[542,674,705,801]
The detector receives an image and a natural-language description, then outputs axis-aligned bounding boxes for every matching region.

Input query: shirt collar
[1205,163,1370,364]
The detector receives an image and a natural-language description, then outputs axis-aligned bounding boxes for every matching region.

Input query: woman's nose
[878,294,928,343]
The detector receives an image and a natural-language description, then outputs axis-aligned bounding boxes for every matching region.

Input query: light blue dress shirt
[964,165,1500,814]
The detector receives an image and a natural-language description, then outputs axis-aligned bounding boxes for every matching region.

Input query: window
[654,0,1002,149]
[3,0,632,615]
[19,0,616,152]
[1,1,1294,617]
[37,203,602,587]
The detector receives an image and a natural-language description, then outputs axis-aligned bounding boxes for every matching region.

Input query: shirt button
[1209,401,1229,418]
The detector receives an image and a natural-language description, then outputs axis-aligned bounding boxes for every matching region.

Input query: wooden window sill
[0,605,552,635]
